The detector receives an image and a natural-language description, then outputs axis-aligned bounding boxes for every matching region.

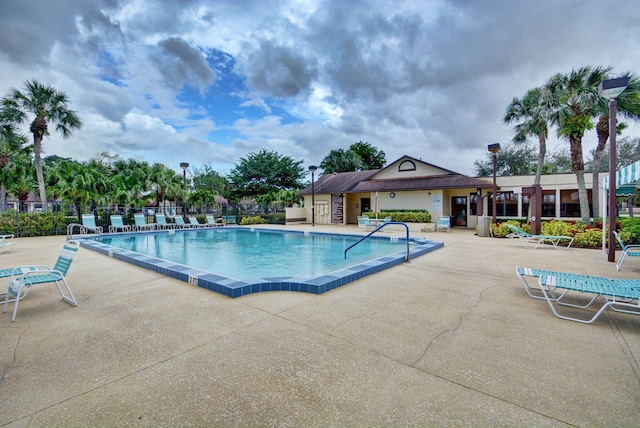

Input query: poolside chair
[133,213,156,231]
[81,214,103,235]
[174,217,194,228]
[108,215,131,233]
[3,240,79,322]
[155,213,176,230]
[504,223,573,249]
[357,216,372,230]
[206,214,222,227]
[0,234,16,254]
[437,216,451,232]
[613,231,640,271]
[188,216,205,228]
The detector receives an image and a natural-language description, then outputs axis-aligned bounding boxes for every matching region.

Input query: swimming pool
[79,226,443,297]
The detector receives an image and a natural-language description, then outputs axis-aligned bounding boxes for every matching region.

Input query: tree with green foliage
[591,73,640,218]
[320,148,363,174]
[349,141,386,170]
[227,149,305,200]
[1,80,82,212]
[0,112,29,212]
[473,141,537,177]
[545,66,612,223]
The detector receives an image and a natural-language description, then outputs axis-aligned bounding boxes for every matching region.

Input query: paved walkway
[1,225,639,426]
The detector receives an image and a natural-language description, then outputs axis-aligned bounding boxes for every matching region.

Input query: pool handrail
[344,222,410,262]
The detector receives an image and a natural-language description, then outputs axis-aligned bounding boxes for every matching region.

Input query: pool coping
[76,226,444,298]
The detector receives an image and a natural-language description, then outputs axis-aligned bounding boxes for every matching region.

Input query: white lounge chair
[437,216,451,232]
[3,240,80,322]
[504,223,573,249]
[613,231,640,271]
[81,214,103,234]
[516,266,640,324]
[0,234,16,254]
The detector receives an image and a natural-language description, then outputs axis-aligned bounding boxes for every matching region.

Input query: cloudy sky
[1,0,638,177]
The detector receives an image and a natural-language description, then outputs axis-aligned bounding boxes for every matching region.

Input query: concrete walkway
[1,225,639,426]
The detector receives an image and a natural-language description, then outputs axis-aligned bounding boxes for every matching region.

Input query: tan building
[298,155,604,229]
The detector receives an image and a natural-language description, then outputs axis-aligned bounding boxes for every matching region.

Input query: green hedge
[362,210,431,223]
[0,212,77,237]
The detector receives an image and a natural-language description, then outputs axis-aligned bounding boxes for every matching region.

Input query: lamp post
[599,77,629,263]
[309,165,317,226]
[488,143,501,224]
[180,162,189,220]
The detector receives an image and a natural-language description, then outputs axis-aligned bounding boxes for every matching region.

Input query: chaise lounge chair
[3,240,80,322]
[357,216,372,230]
[437,216,451,232]
[613,231,640,271]
[133,213,156,231]
[108,215,131,233]
[515,266,640,324]
[174,217,195,228]
[155,213,176,230]
[505,223,573,249]
[0,234,16,254]
[81,214,103,235]
[206,214,222,227]
[188,216,205,228]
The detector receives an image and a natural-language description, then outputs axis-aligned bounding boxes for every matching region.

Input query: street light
[309,165,317,226]
[180,162,189,220]
[599,76,629,263]
[488,143,501,224]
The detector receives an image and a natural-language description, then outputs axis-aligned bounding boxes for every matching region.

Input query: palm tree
[0,113,30,212]
[47,160,106,220]
[591,73,640,218]
[545,66,612,224]
[147,163,182,214]
[1,79,82,212]
[503,87,549,188]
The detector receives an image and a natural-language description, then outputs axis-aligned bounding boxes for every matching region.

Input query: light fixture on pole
[309,165,317,226]
[180,162,189,220]
[487,143,501,224]
[599,76,629,263]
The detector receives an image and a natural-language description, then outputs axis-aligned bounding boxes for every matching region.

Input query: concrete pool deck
[1,224,639,426]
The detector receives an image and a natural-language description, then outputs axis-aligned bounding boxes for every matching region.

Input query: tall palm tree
[0,113,30,212]
[545,66,612,224]
[592,73,640,218]
[1,79,82,212]
[504,87,549,188]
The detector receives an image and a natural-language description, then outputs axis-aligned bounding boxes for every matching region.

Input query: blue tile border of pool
[76,226,444,298]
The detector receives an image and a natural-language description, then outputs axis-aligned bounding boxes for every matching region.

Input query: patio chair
[437,216,451,232]
[3,240,79,322]
[357,216,372,230]
[504,223,573,249]
[174,217,194,228]
[0,234,16,254]
[188,216,205,227]
[206,214,222,227]
[81,214,103,235]
[133,213,156,231]
[108,215,131,233]
[536,270,640,324]
[155,213,176,230]
[613,231,640,271]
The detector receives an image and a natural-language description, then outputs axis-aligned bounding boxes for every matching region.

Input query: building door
[361,198,371,215]
[452,196,467,227]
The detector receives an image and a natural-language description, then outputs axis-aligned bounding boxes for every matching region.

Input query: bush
[541,220,573,237]
[240,215,266,225]
[0,212,75,237]
[574,228,603,248]
[362,210,431,223]
[491,220,527,238]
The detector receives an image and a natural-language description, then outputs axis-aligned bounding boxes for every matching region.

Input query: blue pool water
[80,227,443,297]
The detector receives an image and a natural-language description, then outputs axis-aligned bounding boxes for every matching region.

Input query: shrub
[574,228,603,248]
[362,210,431,223]
[0,212,74,237]
[541,220,573,237]
[240,215,265,225]
[491,220,527,238]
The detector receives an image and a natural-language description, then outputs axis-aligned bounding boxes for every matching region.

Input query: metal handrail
[344,221,411,262]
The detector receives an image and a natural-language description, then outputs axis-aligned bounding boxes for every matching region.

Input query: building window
[542,190,556,217]
[470,194,478,215]
[560,189,592,218]
[487,192,517,217]
[398,160,416,172]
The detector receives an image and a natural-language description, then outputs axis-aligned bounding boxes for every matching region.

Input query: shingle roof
[298,169,491,195]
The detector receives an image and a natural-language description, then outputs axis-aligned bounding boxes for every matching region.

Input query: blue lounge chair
[614,231,640,271]
[109,215,131,233]
[504,223,573,249]
[81,214,103,235]
[206,214,221,227]
[357,216,372,230]
[133,213,156,231]
[155,213,176,230]
[516,266,640,324]
[3,240,80,322]
[188,216,205,228]
[174,217,194,228]
[437,216,451,232]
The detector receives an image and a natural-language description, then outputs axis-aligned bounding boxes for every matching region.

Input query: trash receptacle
[478,216,491,237]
